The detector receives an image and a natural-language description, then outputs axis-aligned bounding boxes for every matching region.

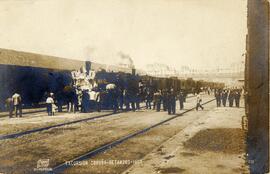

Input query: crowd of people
[4,82,243,118]
[4,85,190,117]
[214,88,242,108]
[143,88,187,115]
[46,84,189,116]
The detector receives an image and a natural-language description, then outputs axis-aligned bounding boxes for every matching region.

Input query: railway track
[48,98,215,174]
[0,95,198,141]
[0,108,140,141]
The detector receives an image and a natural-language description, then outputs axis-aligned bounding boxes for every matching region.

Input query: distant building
[146,63,179,77]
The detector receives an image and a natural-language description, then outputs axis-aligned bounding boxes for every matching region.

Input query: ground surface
[0,95,248,174]
[123,103,248,174]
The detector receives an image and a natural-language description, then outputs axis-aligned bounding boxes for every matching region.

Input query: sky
[0,0,247,70]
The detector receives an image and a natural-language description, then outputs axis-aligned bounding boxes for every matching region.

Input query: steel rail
[48,98,215,174]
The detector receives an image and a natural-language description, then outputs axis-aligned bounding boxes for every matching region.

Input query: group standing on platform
[4,86,243,118]
[4,85,193,118]
[4,78,238,118]
[143,87,190,115]
[214,88,242,108]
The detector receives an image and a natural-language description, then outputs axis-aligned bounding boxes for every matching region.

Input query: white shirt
[196,94,201,103]
[46,97,54,104]
[89,91,96,101]
[12,93,21,105]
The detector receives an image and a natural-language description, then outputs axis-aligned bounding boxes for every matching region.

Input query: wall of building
[246,0,269,173]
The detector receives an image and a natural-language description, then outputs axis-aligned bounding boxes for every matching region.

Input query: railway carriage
[0,48,225,111]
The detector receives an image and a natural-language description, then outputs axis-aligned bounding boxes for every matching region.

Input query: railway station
[0,0,269,174]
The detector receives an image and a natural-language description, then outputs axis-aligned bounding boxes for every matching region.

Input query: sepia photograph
[0,0,269,173]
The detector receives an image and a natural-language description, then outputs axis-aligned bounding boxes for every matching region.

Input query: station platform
[123,103,249,174]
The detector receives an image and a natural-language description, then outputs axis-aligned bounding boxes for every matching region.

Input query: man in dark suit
[162,89,168,111]
[215,90,222,107]
[167,88,176,115]
[228,90,234,107]
[235,91,241,107]
[221,90,228,107]
[179,91,185,110]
